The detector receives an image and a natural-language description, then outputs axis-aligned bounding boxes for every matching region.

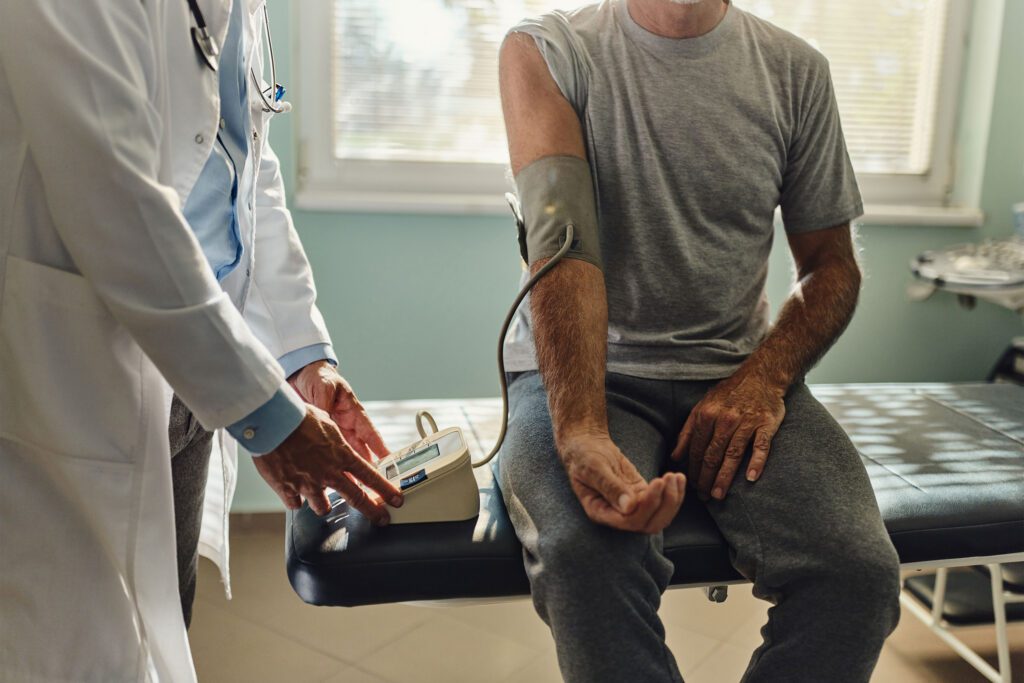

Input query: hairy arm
[500,33,684,531]
[500,34,604,438]
[673,223,861,498]
[748,225,861,389]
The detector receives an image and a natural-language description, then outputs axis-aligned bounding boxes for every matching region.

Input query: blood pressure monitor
[377,426,480,525]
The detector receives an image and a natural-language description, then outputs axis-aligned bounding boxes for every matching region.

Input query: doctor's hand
[671,370,785,502]
[253,404,403,524]
[288,360,390,463]
[559,432,685,534]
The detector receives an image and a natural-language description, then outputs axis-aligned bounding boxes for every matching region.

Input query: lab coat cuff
[227,382,306,455]
[278,343,338,379]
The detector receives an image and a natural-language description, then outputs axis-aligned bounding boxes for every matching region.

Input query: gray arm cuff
[514,155,603,270]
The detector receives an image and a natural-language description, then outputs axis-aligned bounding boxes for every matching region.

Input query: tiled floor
[191,518,1024,683]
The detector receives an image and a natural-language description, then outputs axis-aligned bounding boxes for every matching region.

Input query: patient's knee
[531,521,662,588]
[823,535,901,632]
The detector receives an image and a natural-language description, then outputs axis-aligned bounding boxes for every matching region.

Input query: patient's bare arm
[673,224,861,499]
[500,33,684,533]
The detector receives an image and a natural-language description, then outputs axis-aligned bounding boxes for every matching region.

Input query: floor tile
[686,642,754,683]
[494,625,722,681]
[501,648,563,683]
[663,624,724,676]
[359,613,537,683]
[441,597,555,651]
[188,597,344,682]
[320,664,396,683]
[660,584,768,642]
[726,611,769,651]
[196,530,432,661]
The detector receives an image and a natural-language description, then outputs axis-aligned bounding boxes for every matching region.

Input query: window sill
[294,189,511,216]
[857,205,984,228]
[295,188,985,229]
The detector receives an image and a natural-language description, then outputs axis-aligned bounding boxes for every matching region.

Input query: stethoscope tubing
[187,1,286,113]
[251,4,287,114]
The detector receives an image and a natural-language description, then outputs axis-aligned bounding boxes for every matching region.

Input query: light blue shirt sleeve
[227,345,337,454]
[278,343,338,379]
[227,383,306,455]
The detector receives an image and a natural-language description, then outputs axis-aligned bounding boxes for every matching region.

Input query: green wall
[233,0,1023,511]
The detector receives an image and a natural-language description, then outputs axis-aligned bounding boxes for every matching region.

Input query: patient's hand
[559,432,686,534]
[289,360,390,463]
[670,370,785,501]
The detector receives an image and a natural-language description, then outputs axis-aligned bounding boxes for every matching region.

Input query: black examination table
[286,383,1024,607]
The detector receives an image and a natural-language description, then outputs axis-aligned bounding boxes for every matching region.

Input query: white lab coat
[0,0,331,680]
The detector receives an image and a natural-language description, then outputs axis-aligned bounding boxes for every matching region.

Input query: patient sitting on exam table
[494,2,899,682]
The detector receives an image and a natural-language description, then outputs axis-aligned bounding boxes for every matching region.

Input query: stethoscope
[186,0,289,114]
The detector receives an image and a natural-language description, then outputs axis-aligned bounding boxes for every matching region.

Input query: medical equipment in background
[357,199,577,524]
[908,236,1024,312]
[187,0,290,112]
[989,337,1024,385]
[907,236,1024,386]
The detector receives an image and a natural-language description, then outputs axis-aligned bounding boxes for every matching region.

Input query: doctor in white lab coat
[0,1,402,680]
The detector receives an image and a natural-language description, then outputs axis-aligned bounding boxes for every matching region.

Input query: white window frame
[294,0,977,222]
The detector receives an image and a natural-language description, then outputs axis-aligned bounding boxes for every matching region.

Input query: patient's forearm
[741,257,860,391]
[530,258,609,446]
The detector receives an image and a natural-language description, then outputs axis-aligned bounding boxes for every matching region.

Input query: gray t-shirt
[504,0,862,380]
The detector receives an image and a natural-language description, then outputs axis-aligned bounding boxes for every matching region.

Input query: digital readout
[397,444,440,475]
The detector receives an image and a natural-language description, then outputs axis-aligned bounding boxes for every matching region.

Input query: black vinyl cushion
[287,383,1024,607]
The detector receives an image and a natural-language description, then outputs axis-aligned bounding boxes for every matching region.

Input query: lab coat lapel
[200,431,239,598]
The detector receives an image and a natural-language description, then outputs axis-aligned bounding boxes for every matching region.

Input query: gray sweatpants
[497,372,900,683]
[168,395,214,629]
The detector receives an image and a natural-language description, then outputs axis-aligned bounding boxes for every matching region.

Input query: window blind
[331,0,949,175]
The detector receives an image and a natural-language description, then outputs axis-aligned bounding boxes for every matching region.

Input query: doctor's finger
[261,472,302,510]
[335,393,390,458]
[336,424,374,462]
[348,436,375,463]
[355,413,390,459]
[332,476,390,526]
[302,487,332,517]
[272,485,302,511]
[335,441,403,506]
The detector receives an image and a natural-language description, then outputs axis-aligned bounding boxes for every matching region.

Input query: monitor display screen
[397,444,440,475]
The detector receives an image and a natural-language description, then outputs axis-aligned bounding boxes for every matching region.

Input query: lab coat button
[242,428,256,440]
[219,118,226,130]
[195,133,205,145]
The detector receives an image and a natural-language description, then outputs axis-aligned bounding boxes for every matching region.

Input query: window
[294,0,971,214]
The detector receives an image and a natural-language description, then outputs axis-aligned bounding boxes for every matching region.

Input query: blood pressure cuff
[513,155,603,270]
